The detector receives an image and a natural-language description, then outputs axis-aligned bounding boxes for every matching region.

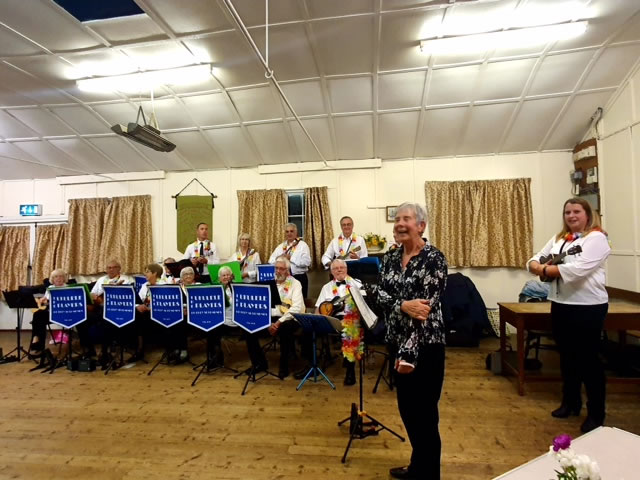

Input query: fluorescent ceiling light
[420,21,587,55]
[76,64,211,93]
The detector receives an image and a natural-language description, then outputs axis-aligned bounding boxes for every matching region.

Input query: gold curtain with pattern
[63,198,110,275]
[237,189,288,263]
[100,195,153,274]
[304,186,334,270]
[32,224,68,285]
[0,226,30,294]
[425,178,533,267]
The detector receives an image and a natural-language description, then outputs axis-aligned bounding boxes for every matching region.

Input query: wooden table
[498,301,640,395]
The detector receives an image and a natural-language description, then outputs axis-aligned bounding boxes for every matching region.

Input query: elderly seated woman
[206,266,268,371]
[29,268,68,356]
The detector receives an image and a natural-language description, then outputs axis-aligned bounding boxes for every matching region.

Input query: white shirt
[315,277,363,316]
[321,234,368,268]
[527,231,610,305]
[268,239,312,275]
[183,239,220,265]
[138,280,167,304]
[91,274,132,296]
[271,276,304,323]
[227,249,261,283]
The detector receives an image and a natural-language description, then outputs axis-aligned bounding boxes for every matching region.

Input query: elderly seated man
[315,258,364,385]
[267,256,309,379]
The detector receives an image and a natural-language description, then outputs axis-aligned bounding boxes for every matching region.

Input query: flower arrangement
[363,233,387,250]
[549,434,601,480]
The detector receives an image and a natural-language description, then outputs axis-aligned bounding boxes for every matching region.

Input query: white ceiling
[0,0,640,180]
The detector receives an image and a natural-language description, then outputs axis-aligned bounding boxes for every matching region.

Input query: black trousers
[208,325,266,367]
[393,343,445,479]
[551,301,607,421]
[30,309,49,349]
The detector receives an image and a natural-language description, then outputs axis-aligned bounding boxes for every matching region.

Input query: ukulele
[539,245,583,282]
[31,296,47,313]
[318,295,347,316]
[238,249,255,268]
[279,298,293,314]
[283,238,300,256]
[337,245,361,260]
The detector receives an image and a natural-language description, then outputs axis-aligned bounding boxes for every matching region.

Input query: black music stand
[338,354,404,462]
[192,330,239,387]
[291,313,342,390]
[165,259,195,280]
[1,290,38,364]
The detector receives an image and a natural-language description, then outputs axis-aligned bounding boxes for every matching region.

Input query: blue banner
[149,285,183,328]
[186,285,225,332]
[134,275,146,294]
[49,286,87,328]
[103,285,136,328]
[232,284,271,333]
[256,264,276,282]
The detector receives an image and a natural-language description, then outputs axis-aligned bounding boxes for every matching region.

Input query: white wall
[0,151,573,329]
[598,62,640,292]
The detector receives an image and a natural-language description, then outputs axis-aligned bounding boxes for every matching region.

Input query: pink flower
[552,434,572,452]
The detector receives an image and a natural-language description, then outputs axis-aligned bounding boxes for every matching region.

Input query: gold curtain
[425,178,533,267]
[237,189,288,262]
[63,198,110,275]
[304,186,334,270]
[0,226,30,294]
[32,224,67,285]
[100,195,153,274]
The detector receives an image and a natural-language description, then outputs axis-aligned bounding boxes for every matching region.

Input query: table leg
[517,318,525,396]
[499,307,506,375]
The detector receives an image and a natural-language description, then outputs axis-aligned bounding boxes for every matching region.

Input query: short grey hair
[284,222,298,233]
[180,267,195,280]
[396,202,427,225]
[275,255,291,271]
[330,258,347,269]
[218,266,233,279]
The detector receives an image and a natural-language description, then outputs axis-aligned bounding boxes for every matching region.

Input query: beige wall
[0,151,573,329]
[598,62,640,292]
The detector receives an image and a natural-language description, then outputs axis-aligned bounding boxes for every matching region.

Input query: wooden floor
[0,332,638,480]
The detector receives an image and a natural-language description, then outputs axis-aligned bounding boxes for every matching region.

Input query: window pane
[289,217,303,236]
[288,194,303,216]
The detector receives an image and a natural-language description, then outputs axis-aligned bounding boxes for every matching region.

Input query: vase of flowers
[364,233,387,252]
[549,434,601,480]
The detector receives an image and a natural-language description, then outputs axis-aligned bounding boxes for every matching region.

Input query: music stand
[338,355,405,463]
[291,313,342,390]
[192,333,239,386]
[1,289,38,364]
[164,259,194,280]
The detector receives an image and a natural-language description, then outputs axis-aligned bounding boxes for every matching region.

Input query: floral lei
[282,239,299,255]
[193,239,212,257]
[565,226,603,242]
[338,235,357,256]
[281,276,293,294]
[236,249,255,262]
[332,276,353,297]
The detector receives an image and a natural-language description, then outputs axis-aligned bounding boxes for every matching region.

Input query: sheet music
[349,286,377,329]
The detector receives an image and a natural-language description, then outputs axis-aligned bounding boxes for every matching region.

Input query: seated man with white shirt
[267,256,306,379]
[183,222,219,282]
[321,216,368,269]
[315,259,364,386]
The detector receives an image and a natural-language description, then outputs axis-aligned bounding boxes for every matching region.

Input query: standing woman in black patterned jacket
[373,202,448,480]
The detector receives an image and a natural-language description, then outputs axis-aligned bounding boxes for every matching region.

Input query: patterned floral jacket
[374,242,448,366]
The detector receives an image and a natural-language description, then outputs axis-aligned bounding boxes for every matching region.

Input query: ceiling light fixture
[420,21,587,54]
[111,106,176,152]
[76,64,211,93]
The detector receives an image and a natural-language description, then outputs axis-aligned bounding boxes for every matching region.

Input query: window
[286,190,305,237]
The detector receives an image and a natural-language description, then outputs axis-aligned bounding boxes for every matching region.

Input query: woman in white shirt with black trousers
[527,197,610,433]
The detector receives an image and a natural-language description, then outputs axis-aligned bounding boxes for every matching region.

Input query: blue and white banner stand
[103,285,136,328]
[231,284,271,334]
[49,286,87,328]
[256,264,276,282]
[149,285,183,328]
[134,275,146,294]
[186,285,225,332]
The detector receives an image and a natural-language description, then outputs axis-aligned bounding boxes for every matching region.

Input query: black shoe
[294,366,310,380]
[389,466,420,479]
[99,353,112,369]
[551,404,581,418]
[278,367,289,379]
[581,416,604,433]
[253,363,268,373]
